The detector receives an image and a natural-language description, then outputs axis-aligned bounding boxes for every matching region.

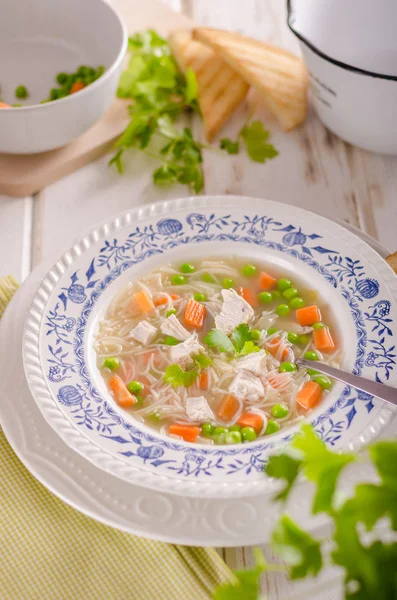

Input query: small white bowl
[0,0,127,154]
[288,0,397,155]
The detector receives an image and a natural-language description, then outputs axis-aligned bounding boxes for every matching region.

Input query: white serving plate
[1,214,395,546]
[22,197,397,498]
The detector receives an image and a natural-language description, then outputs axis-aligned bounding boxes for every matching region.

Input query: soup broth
[94,257,341,445]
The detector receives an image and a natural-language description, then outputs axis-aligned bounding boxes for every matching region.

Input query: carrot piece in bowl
[238,412,263,434]
[238,287,257,307]
[184,299,206,328]
[132,290,154,314]
[218,394,240,421]
[296,380,322,409]
[296,305,321,326]
[313,327,335,352]
[69,81,86,94]
[169,424,201,442]
[154,293,179,307]
[259,272,276,290]
[0,102,11,109]
[109,375,136,408]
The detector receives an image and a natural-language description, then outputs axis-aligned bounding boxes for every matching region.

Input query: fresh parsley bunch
[214,425,397,600]
[110,30,278,193]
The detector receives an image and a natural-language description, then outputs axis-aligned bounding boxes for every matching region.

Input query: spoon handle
[296,359,397,407]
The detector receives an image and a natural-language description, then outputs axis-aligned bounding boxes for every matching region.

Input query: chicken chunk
[169,333,205,368]
[185,396,214,423]
[229,371,264,402]
[130,320,157,345]
[160,314,191,341]
[234,350,267,376]
[215,289,254,335]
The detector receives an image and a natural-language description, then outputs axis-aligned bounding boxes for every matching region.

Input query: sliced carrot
[109,375,136,408]
[0,102,11,109]
[237,412,263,434]
[154,293,180,307]
[184,298,206,328]
[259,271,277,291]
[218,394,240,421]
[238,286,257,307]
[296,380,322,409]
[132,290,154,314]
[169,424,201,443]
[296,305,321,326]
[199,371,209,390]
[69,81,86,94]
[267,337,289,360]
[313,327,335,352]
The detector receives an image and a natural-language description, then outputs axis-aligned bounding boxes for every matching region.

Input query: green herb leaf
[342,483,397,531]
[204,328,234,354]
[108,149,124,174]
[240,121,279,163]
[220,138,240,154]
[272,516,323,579]
[238,341,260,356]
[213,548,268,600]
[265,454,302,501]
[152,165,178,186]
[194,354,213,368]
[163,364,198,388]
[230,324,251,353]
[185,67,198,104]
[291,424,355,513]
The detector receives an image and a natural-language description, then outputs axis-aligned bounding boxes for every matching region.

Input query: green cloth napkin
[0,275,232,600]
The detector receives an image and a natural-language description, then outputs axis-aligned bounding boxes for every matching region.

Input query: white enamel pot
[287,0,397,155]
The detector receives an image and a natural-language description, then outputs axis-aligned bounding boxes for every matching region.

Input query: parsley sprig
[204,324,260,356]
[110,30,278,193]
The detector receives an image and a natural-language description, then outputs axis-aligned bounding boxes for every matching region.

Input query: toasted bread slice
[193,27,308,131]
[169,30,249,141]
[386,251,397,274]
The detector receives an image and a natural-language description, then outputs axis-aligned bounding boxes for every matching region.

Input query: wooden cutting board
[0,0,193,197]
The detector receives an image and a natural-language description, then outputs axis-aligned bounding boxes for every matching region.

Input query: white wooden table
[2,1,396,597]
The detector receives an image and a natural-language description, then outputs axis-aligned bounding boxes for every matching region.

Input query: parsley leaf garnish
[163,364,198,388]
[230,323,251,353]
[265,453,302,501]
[204,329,234,354]
[194,354,213,368]
[220,138,240,154]
[272,516,323,579]
[238,341,260,356]
[213,548,268,600]
[240,121,279,163]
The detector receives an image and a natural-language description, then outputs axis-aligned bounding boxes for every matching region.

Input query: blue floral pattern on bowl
[25,199,397,486]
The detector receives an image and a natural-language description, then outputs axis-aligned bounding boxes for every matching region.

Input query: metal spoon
[296,358,397,406]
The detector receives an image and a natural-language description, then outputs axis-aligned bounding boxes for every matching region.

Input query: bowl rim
[0,0,128,112]
[287,0,397,81]
[22,195,397,498]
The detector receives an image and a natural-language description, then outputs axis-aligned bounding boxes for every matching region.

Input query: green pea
[276,304,290,317]
[201,423,214,437]
[56,90,67,99]
[202,273,216,283]
[194,292,207,302]
[166,308,176,317]
[241,426,257,441]
[250,329,261,341]
[265,420,280,435]
[77,65,89,75]
[103,357,120,371]
[258,291,273,304]
[224,431,242,444]
[312,322,326,330]
[56,72,68,85]
[271,403,289,418]
[298,334,310,345]
[134,395,144,405]
[242,264,257,277]
[279,362,297,373]
[272,290,281,299]
[11,103,23,107]
[171,274,186,285]
[148,412,161,422]
[222,278,234,289]
[290,297,305,309]
[287,332,299,344]
[127,380,144,394]
[164,336,179,346]
[15,85,28,99]
[282,287,298,300]
[267,327,278,336]
[213,426,228,436]
[180,263,195,273]
[96,65,105,78]
[277,278,292,291]
[304,350,318,361]
[313,375,332,390]
[229,424,242,432]
[307,368,320,376]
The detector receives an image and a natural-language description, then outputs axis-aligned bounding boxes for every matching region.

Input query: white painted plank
[0,196,32,281]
